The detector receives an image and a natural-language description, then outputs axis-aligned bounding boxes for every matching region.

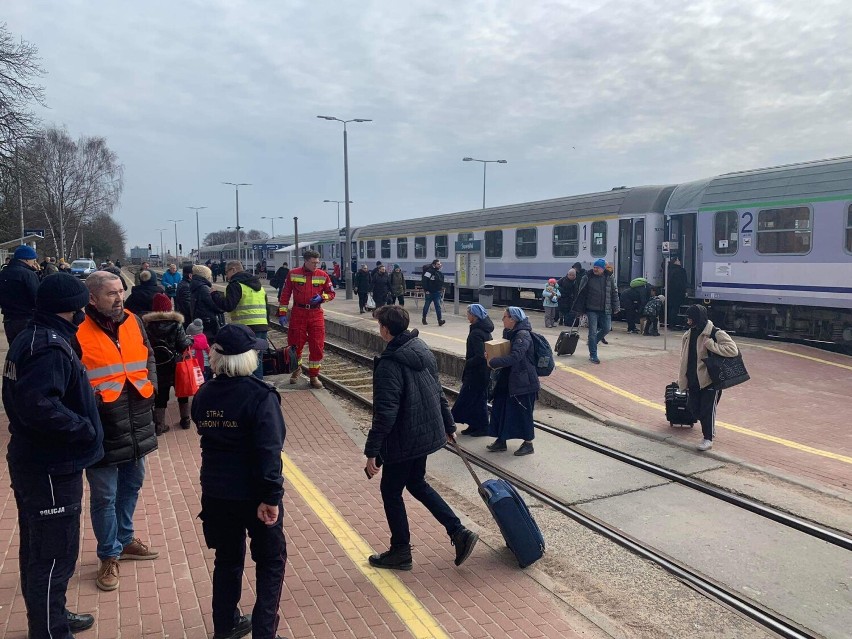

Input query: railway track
[278,327,844,639]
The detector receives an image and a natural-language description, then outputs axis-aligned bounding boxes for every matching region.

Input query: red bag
[175,350,204,397]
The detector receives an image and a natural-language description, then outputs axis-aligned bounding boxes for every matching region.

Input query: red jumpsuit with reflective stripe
[278,267,335,377]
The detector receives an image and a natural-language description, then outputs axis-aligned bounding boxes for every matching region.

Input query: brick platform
[0,391,586,638]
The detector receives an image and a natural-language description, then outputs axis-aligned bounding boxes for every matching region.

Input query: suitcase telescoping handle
[452,441,490,501]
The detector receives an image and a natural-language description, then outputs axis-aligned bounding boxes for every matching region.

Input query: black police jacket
[0,259,40,321]
[3,312,104,474]
[191,375,286,505]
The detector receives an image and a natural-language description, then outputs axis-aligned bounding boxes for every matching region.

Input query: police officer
[2,273,103,638]
[191,324,287,639]
[0,244,41,343]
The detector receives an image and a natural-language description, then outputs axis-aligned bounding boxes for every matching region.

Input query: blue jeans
[422,292,443,321]
[86,458,147,560]
[587,311,611,359]
[252,329,268,380]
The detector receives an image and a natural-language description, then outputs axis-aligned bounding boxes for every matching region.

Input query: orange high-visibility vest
[77,311,155,402]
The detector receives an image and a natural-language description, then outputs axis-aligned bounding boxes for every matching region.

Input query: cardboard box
[485,338,511,362]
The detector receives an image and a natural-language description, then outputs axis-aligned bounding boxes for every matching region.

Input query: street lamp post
[323,200,352,260]
[293,217,299,261]
[167,219,183,263]
[261,216,285,239]
[187,206,207,263]
[223,182,251,266]
[317,116,372,300]
[155,228,168,268]
[462,157,508,209]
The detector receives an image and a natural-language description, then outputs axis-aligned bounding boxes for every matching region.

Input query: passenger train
[199,156,852,347]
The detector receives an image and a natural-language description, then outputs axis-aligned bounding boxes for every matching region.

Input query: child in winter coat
[542,278,561,328]
[186,318,212,381]
[642,294,666,336]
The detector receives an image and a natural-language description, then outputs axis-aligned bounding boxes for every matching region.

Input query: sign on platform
[23,228,45,237]
[454,240,482,252]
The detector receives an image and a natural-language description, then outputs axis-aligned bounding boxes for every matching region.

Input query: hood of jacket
[190,276,212,292]
[380,329,429,371]
[473,315,495,335]
[228,270,263,291]
[142,310,185,325]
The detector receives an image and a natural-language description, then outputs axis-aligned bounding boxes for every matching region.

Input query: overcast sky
[7,0,852,252]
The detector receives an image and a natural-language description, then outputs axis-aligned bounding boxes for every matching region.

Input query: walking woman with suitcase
[453,304,494,437]
[678,305,739,451]
[485,307,540,456]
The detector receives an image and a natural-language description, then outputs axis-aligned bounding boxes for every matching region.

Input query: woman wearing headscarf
[484,307,539,456]
[453,304,494,437]
[678,305,738,451]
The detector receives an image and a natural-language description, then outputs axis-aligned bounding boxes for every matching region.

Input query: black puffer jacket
[190,276,225,338]
[0,259,40,320]
[354,269,372,293]
[75,307,158,466]
[142,311,193,366]
[175,278,192,323]
[462,316,494,391]
[489,317,540,397]
[125,280,164,316]
[372,272,392,304]
[365,330,454,464]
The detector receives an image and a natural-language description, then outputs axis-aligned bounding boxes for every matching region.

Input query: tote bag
[175,350,205,397]
[365,293,376,310]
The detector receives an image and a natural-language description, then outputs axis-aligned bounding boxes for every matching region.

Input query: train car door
[665,213,697,289]
[617,219,633,287]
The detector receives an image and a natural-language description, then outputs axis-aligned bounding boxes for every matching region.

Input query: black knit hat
[36,273,90,313]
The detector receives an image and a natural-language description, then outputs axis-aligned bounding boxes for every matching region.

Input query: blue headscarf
[467,304,488,319]
[507,306,527,322]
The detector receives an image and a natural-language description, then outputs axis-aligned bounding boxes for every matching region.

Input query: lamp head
[498,160,508,164]
[462,157,473,161]
[353,118,372,123]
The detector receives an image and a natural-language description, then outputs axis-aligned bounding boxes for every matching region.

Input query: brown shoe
[309,377,323,389]
[289,368,301,385]
[120,537,159,561]
[96,558,120,591]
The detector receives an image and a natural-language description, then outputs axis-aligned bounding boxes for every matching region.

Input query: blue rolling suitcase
[455,443,545,568]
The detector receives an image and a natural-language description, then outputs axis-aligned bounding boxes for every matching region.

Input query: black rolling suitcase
[665,382,695,427]
[555,321,580,356]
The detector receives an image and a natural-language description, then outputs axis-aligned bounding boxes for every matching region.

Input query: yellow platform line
[282,453,450,639]
[745,344,852,371]
[562,365,852,465]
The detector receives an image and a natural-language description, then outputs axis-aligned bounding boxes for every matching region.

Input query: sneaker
[514,442,534,456]
[438,319,446,326]
[600,338,609,345]
[309,377,324,389]
[213,614,253,639]
[451,528,479,567]
[486,440,507,452]
[66,611,95,632]
[589,356,601,364]
[120,537,159,561]
[368,544,413,571]
[422,317,428,325]
[96,558,120,591]
[697,439,713,451]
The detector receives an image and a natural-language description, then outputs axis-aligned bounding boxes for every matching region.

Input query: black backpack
[530,332,554,376]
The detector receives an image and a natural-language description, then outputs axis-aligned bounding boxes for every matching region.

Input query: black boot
[67,610,95,632]
[368,544,412,571]
[438,319,446,326]
[179,401,191,429]
[451,527,479,566]
[422,316,428,325]
[213,614,252,639]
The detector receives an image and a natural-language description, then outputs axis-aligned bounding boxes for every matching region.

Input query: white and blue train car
[665,156,852,343]
[351,185,673,305]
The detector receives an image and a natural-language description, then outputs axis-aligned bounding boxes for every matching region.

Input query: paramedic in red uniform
[278,250,335,389]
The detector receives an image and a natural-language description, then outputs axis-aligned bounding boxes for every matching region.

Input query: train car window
[846,205,852,253]
[516,227,537,258]
[397,237,408,259]
[756,206,811,254]
[485,230,503,258]
[634,220,644,257]
[366,240,376,259]
[435,235,448,258]
[713,210,738,255]
[553,224,579,257]
[359,241,364,259]
[457,232,474,242]
[415,236,427,259]
[591,221,607,257]
[381,239,391,259]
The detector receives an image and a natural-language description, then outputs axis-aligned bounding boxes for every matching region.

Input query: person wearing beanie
[2,272,103,636]
[371,263,392,310]
[454,304,494,436]
[189,264,225,342]
[0,244,41,342]
[678,305,739,451]
[125,268,164,316]
[542,278,561,328]
[175,263,194,326]
[186,319,211,380]
[390,264,406,305]
[76,270,160,592]
[143,293,193,434]
[557,268,579,326]
[572,258,620,363]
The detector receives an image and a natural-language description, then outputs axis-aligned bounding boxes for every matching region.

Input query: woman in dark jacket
[144,294,194,434]
[371,265,392,310]
[453,304,494,436]
[354,264,373,313]
[190,265,225,341]
[389,264,406,305]
[485,306,540,456]
[125,270,163,316]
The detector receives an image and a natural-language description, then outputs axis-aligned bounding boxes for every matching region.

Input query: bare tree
[84,213,127,261]
[0,23,46,160]
[203,228,268,246]
[22,126,123,259]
